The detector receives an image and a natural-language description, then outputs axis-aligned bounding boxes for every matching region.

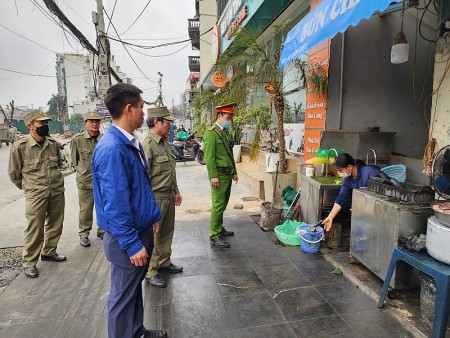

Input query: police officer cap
[83,111,102,121]
[23,111,52,125]
[215,103,237,115]
[147,106,175,121]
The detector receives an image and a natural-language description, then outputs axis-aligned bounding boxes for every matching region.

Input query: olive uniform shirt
[8,135,65,198]
[71,130,103,189]
[203,124,236,179]
[142,131,179,197]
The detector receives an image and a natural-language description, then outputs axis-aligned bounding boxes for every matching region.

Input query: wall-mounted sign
[211,71,227,88]
[211,24,221,64]
[226,5,248,40]
[220,0,243,38]
[303,0,330,161]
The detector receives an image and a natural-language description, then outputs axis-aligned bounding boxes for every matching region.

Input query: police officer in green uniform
[203,103,239,249]
[8,110,67,278]
[71,111,104,247]
[142,106,183,288]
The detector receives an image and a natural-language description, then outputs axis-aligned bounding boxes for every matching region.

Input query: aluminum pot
[433,209,450,227]
[426,216,450,265]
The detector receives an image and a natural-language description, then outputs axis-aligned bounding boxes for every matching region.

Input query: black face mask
[36,125,49,137]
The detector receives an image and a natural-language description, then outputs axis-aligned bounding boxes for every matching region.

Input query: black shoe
[210,236,230,248]
[80,237,90,247]
[220,227,235,236]
[146,274,166,288]
[158,263,183,273]
[24,266,39,278]
[97,232,104,240]
[41,253,67,262]
[143,329,168,338]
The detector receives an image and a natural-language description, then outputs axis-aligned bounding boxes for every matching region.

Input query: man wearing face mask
[203,103,238,249]
[322,153,381,233]
[8,111,66,279]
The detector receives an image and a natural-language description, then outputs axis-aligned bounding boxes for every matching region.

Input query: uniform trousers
[77,188,104,237]
[209,173,232,239]
[103,229,153,338]
[23,192,65,267]
[146,195,175,278]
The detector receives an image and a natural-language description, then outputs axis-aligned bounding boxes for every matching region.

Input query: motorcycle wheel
[196,151,206,165]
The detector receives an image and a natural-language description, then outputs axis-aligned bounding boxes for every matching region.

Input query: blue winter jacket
[335,163,381,207]
[92,125,161,257]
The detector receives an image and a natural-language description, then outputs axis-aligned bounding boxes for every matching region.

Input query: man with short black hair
[92,83,167,338]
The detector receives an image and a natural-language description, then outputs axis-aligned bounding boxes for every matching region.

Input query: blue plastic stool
[378,246,450,338]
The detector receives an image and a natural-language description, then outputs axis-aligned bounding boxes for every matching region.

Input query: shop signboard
[284,123,305,156]
[303,0,330,160]
[96,98,110,120]
[218,0,264,54]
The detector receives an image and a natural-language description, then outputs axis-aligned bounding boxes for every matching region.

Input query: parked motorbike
[59,142,75,172]
[171,133,206,165]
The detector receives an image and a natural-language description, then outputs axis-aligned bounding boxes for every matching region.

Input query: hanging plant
[307,67,328,98]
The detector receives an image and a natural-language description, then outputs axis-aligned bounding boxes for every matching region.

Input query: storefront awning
[279,0,401,68]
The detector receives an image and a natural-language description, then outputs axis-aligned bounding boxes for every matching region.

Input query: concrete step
[236,159,266,200]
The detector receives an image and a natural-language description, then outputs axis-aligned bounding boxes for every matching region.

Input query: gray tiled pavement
[0,164,418,338]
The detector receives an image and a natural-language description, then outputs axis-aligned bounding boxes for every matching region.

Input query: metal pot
[426,216,450,265]
[434,209,450,227]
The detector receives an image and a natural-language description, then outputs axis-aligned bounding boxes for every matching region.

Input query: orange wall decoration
[303,0,330,161]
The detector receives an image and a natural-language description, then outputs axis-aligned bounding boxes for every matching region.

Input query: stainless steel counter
[351,188,432,289]
[299,174,341,224]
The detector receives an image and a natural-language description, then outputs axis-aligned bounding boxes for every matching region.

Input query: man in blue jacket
[92,83,167,338]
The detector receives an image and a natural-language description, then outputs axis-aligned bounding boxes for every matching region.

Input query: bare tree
[0,106,8,124]
[9,100,14,122]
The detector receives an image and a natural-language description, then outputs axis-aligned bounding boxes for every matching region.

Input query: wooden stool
[378,246,450,338]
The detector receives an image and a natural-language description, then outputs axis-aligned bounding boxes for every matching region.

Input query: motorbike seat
[172,143,184,149]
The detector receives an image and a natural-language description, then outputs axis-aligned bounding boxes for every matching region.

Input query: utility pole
[93,0,111,97]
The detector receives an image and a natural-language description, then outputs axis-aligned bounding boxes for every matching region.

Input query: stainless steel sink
[299,175,342,224]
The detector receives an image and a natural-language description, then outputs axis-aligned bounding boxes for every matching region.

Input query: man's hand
[233,175,238,184]
[130,247,148,266]
[211,177,219,188]
[153,222,160,233]
[175,193,182,206]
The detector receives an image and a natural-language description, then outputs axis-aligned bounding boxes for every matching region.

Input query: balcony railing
[188,18,200,50]
[188,56,200,72]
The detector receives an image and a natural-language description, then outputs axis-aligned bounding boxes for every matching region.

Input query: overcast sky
[0,0,196,110]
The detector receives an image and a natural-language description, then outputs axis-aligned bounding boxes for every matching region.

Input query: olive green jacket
[142,131,180,198]
[71,130,102,189]
[203,124,236,180]
[8,135,65,198]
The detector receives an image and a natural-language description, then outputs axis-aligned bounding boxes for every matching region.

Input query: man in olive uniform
[142,106,183,288]
[71,111,104,247]
[203,103,239,249]
[8,111,67,278]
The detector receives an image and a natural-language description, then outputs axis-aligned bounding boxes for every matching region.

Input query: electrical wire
[59,0,92,27]
[418,0,437,43]
[0,23,55,53]
[127,42,191,57]
[29,0,78,42]
[106,0,118,34]
[0,67,89,78]
[120,0,153,36]
[103,7,155,84]
[0,23,86,67]
[106,27,213,50]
